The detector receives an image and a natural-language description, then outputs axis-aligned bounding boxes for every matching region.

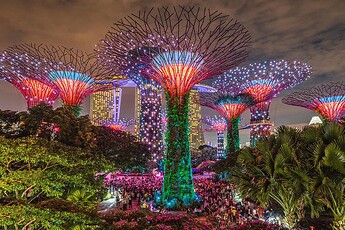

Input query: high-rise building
[90,76,135,124]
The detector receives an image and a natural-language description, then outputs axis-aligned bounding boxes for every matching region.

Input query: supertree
[201,116,227,159]
[96,6,251,208]
[126,47,164,165]
[94,118,135,131]
[1,50,59,108]
[199,92,256,156]
[216,60,312,147]
[282,82,345,123]
[5,44,111,115]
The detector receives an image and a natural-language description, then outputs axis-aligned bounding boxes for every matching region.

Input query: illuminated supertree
[216,60,312,147]
[126,48,164,165]
[96,6,251,208]
[282,82,345,123]
[201,116,227,159]
[200,92,255,155]
[1,50,59,108]
[95,118,135,131]
[5,44,110,115]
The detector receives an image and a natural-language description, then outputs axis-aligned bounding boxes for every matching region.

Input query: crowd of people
[104,173,162,211]
[194,178,277,227]
[103,173,276,226]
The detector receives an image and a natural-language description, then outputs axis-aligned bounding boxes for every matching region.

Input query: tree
[0,109,22,137]
[0,136,114,229]
[301,123,345,230]
[91,126,151,171]
[233,126,309,228]
[234,123,345,230]
[191,145,217,168]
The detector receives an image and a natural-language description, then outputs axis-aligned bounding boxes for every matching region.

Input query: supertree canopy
[282,82,345,123]
[96,6,251,209]
[1,50,59,108]
[200,92,256,156]
[201,116,227,159]
[216,60,312,147]
[5,44,111,115]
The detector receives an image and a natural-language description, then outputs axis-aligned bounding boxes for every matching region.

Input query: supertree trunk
[162,92,195,208]
[216,131,225,159]
[250,101,272,147]
[138,87,164,164]
[226,117,240,156]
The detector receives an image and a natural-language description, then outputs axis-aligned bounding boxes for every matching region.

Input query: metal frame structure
[201,116,227,159]
[216,60,312,147]
[96,6,251,209]
[5,44,111,115]
[282,82,345,122]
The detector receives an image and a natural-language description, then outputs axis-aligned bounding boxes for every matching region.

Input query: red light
[156,64,200,101]
[317,101,345,121]
[18,79,58,108]
[54,79,90,106]
[219,103,247,120]
[245,85,273,102]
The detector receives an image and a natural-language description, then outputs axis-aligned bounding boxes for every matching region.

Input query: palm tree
[234,126,311,229]
[301,123,345,230]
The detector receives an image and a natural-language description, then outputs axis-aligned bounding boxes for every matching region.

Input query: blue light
[217,96,249,105]
[319,95,345,103]
[152,51,203,69]
[49,71,93,83]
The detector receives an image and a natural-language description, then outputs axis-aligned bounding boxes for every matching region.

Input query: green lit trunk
[226,117,240,157]
[162,92,195,209]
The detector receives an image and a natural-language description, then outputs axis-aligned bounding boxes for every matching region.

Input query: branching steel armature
[5,44,111,114]
[282,82,345,122]
[215,60,312,146]
[199,91,256,156]
[96,6,251,209]
[201,116,227,159]
[1,49,59,108]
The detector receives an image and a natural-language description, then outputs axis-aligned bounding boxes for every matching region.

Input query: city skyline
[0,0,344,145]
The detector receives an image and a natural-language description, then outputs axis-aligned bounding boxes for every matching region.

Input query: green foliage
[226,117,240,156]
[0,109,23,137]
[91,126,151,170]
[0,104,152,169]
[191,145,217,168]
[233,123,345,229]
[0,136,113,229]
[162,92,195,209]
[0,201,103,229]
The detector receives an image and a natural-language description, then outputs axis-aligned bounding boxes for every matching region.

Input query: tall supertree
[200,92,256,155]
[1,50,59,108]
[282,82,345,123]
[201,116,227,159]
[96,6,251,208]
[216,60,312,147]
[125,48,164,165]
[5,44,110,115]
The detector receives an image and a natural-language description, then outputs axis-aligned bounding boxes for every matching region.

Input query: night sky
[0,0,344,145]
